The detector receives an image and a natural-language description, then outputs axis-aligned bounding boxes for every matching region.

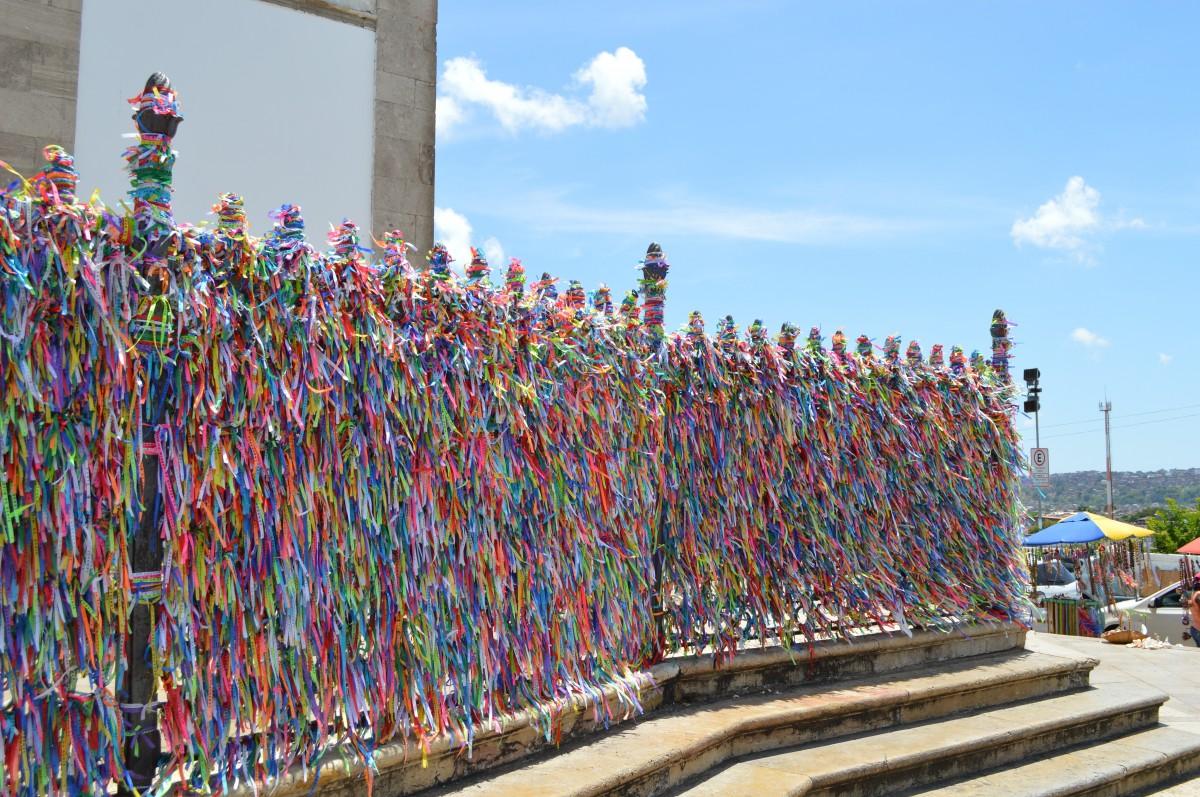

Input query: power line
[1113,412,1200,431]
[1040,428,1100,440]
[1041,411,1200,440]
[1111,402,1200,420]
[1039,417,1104,430]
[1036,398,1200,429]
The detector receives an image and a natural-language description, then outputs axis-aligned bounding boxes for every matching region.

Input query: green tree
[1123,505,1161,524]
[1147,499,1200,553]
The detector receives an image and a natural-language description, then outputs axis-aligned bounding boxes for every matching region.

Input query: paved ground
[1027,631,1200,737]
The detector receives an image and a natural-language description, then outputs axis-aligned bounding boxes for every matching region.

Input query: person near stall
[1186,576,1200,648]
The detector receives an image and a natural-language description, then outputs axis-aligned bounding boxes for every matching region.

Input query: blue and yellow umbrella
[1023,511,1153,546]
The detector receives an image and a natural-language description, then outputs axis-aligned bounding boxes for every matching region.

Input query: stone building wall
[0,0,83,179]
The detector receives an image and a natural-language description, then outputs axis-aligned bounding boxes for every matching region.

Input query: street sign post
[1031,447,1050,488]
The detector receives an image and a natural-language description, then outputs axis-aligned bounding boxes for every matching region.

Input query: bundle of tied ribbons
[0,179,1026,794]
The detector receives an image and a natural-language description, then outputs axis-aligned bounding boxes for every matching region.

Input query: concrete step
[674,682,1167,797]
[428,649,1097,797]
[909,724,1200,796]
[1136,774,1200,796]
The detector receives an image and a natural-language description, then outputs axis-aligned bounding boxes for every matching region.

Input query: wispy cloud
[491,192,926,245]
[1159,352,1173,366]
[1071,327,1110,348]
[1012,176,1101,257]
[437,47,647,136]
[1011,176,1149,264]
[1114,216,1147,231]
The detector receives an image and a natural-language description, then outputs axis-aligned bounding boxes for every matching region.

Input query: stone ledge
[257,0,376,30]
[660,621,1027,703]
[227,621,1026,796]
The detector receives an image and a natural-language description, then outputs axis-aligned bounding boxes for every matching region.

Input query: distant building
[1032,510,1075,528]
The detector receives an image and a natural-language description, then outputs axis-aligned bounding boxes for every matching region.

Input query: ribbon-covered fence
[1,99,1025,796]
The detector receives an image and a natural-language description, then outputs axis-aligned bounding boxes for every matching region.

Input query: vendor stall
[1176,537,1199,597]
[1023,512,1154,636]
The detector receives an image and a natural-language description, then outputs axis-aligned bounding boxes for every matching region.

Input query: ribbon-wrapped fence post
[122,70,185,794]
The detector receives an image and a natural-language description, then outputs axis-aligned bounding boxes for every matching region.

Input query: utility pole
[1023,368,1043,529]
[1100,399,1114,518]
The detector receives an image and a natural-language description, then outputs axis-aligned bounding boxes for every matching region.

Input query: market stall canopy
[1023,511,1154,546]
[1177,536,1200,555]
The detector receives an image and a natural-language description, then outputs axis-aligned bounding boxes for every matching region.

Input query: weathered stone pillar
[373,0,437,257]
[0,0,82,179]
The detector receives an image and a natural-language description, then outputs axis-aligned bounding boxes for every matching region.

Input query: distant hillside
[1021,468,1200,519]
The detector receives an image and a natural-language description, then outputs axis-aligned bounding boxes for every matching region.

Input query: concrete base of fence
[228,621,1025,797]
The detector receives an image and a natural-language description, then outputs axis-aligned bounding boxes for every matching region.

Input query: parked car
[1031,556,1138,606]
[1031,559,1081,603]
[1103,581,1190,642]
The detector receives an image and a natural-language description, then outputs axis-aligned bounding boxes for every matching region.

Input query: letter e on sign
[1030,447,1050,488]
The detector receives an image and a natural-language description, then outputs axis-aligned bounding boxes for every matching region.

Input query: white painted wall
[75,0,375,238]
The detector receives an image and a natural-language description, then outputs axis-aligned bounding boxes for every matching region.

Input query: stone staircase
[905,726,1200,796]
[426,632,1200,797]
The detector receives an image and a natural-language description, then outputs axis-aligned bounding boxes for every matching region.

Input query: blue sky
[69,1,1198,476]
[433,1,1200,474]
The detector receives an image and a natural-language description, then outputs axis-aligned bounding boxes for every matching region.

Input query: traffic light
[1023,368,1041,414]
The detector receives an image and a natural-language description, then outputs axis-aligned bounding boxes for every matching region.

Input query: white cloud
[482,236,505,267]
[1159,352,1173,365]
[437,47,647,135]
[492,192,924,245]
[436,95,467,137]
[441,57,584,133]
[433,206,473,268]
[433,207,504,274]
[1071,327,1110,348]
[1012,176,1101,255]
[575,47,648,127]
